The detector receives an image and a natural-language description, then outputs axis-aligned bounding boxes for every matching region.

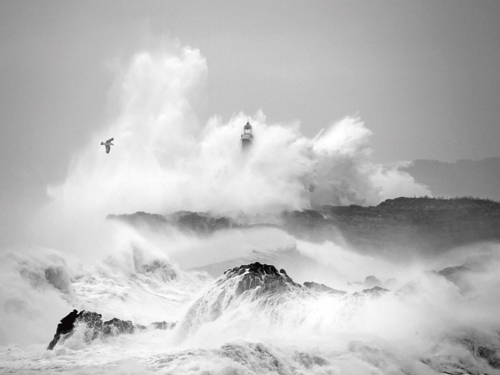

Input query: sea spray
[34,43,429,254]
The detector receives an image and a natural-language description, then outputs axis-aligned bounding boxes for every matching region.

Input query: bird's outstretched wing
[106,138,114,143]
[105,145,111,154]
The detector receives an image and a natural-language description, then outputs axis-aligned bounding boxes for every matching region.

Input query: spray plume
[36,44,429,240]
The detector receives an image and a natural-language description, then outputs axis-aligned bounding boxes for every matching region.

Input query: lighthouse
[241,120,253,151]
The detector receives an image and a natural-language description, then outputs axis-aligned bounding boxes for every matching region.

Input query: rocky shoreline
[109,197,500,258]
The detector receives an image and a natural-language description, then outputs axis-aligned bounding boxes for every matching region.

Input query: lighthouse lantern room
[241,121,253,150]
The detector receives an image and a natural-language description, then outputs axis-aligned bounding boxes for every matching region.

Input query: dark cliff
[109,197,500,257]
[282,197,500,256]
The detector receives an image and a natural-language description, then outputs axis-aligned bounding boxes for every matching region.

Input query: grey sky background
[1,0,500,246]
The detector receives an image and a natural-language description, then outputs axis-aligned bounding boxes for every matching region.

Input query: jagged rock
[303,281,346,295]
[102,318,135,336]
[76,310,103,340]
[47,309,78,350]
[47,310,176,350]
[224,262,301,296]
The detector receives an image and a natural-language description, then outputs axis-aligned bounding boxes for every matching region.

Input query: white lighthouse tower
[241,120,253,151]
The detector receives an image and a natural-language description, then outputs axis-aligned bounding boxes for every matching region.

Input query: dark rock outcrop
[102,317,135,336]
[224,262,301,296]
[75,310,103,340]
[47,310,176,350]
[47,309,79,350]
[179,263,306,338]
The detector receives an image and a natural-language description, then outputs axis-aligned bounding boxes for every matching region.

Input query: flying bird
[101,138,114,154]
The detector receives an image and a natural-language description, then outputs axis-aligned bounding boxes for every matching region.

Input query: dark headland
[108,197,500,258]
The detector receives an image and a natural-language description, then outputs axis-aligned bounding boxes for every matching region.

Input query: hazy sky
[1,0,500,245]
